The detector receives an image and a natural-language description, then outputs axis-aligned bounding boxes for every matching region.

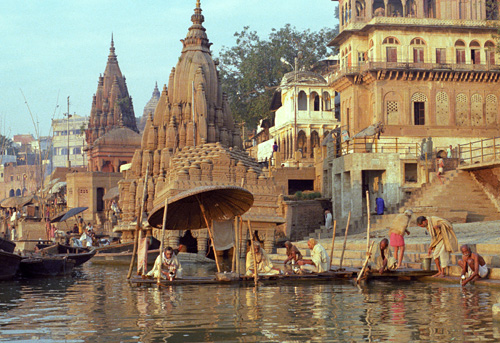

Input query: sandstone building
[137,83,161,132]
[326,0,500,231]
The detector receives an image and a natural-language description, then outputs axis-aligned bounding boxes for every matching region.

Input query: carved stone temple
[117,1,285,254]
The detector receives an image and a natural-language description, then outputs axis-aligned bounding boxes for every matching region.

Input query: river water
[0,263,499,342]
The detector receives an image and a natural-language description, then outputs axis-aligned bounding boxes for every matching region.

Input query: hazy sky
[0,0,338,139]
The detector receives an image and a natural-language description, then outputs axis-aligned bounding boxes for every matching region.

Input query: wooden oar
[157,198,168,286]
[247,220,258,287]
[127,163,149,279]
[357,241,375,284]
[329,220,337,270]
[338,211,351,270]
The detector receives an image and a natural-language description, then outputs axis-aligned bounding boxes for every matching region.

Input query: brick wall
[283,200,324,241]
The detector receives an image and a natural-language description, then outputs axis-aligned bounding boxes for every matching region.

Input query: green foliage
[294,191,303,200]
[217,24,338,131]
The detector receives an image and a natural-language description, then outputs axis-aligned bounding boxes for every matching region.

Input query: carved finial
[111,32,114,48]
[196,0,200,8]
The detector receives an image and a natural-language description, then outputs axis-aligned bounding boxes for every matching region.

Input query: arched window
[9,189,14,197]
[298,91,307,111]
[310,131,320,158]
[323,92,331,111]
[486,41,497,65]
[383,37,399,63]
[455,40,466,64]
[15,189,21,197]
[297,131,307,155]
[311,92,320,111]
[411,38,426,63]
[470,40,481,64]
[382,37,400,45]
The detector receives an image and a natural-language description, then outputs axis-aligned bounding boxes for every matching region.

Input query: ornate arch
[471,94,484,126]
[436,92,449,126]
[456,93,469,126]
[486,94,497,125]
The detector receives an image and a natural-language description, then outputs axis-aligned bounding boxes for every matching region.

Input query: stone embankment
[270,220,500,281]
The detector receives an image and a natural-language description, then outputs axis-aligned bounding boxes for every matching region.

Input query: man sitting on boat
[245,241,281,276]
[298,238,330,273]
[283,241,303,274]
[368,238,397,274]
[78,228,93,248]
[147,246,183,281]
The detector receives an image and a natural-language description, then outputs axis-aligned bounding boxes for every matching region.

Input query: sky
[0,0,338,139]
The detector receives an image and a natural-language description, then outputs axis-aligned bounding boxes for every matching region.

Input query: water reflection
[0,264,499,342]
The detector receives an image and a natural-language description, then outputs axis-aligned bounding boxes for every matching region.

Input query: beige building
[326,0,500,232]
[51,114,87,168]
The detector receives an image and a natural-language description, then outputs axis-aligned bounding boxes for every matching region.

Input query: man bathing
[459,244,488,286]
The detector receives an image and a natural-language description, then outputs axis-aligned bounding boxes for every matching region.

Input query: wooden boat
[0,250,22,280]
[0,236,16,253]
[129,268,436,287]
[37,243,95,267]
[20,256,75,277]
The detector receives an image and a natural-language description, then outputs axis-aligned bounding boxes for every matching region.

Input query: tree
[0,135,17,156]
[218,24,338,132]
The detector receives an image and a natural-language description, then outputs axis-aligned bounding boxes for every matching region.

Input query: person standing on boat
[298,238,330,273]
[368,238,397,274]
[389,209,413,269]
[245,241,280,276]
[77,216,84,235]
[417,216,458,278]
[147,246,182,280]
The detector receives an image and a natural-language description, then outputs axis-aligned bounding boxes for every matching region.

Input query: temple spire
[108,33,117,62]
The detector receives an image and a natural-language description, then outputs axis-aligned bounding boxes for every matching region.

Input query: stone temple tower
[117,1,283,254]
[86,35,138,146]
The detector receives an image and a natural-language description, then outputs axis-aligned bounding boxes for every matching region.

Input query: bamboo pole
[157,198,168,286]
[328,220,337,270]
[197,198,221,273]
[247,220,258,287]
[127,163,149,279]
[356,241,375,284]
[232,216,238,273]
[366,190,371,252]
[338,211,351,270]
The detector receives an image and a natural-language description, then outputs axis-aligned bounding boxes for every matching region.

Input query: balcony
[327,60,500,85]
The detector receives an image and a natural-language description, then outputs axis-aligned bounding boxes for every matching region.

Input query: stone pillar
[166,230,180,248]
[192,229,209,256]
[262,229,275,253]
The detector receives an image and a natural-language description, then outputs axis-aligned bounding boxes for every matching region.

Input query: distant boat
[37,243,96,266]
[20,256,75,277]
[0,250,22,280]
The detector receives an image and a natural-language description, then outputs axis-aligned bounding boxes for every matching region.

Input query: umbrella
[102,187,120,201]
[50,207,88,223]
[147,185,254,230]
[147,185,254,278]
[0,195,39,209]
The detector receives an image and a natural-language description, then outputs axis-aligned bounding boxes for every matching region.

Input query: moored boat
[0,236,16,253]
[20,256,75,277]
[0,250,22,280]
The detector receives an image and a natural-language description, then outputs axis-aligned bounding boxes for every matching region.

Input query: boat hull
[0,237,16,253]
[0,250,22,280]
[20,257,75,277]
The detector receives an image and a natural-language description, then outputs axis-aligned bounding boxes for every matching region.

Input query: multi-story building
[326,0,500,231]
[51,114,87,168]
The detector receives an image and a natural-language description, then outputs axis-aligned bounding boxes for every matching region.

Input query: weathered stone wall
[282,200,325,241]
[471,166,500,212]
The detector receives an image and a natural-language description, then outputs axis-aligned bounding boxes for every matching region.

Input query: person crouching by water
[245,241,281,276]
[368,238,397,274]
[283,241,303,274]
[147,246,182,281]
[298,238,330,273]
[459,244,488,286]
[417,216,458,277]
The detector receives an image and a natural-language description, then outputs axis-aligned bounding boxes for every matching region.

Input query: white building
[51,114,88,168]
